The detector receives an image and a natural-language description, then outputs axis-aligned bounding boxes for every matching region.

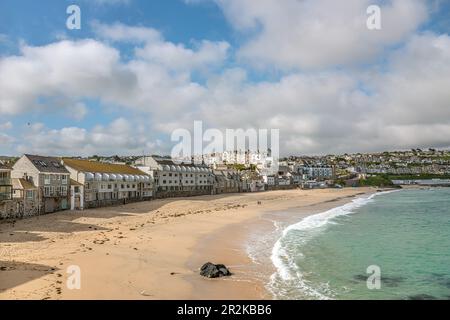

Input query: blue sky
[1,0,450,156]
[0,0,233,49]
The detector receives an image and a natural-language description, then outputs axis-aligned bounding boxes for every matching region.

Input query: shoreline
[0,187,377,300]
[185,188,377,300]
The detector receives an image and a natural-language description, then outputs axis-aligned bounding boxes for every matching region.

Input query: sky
[0,0,450,157]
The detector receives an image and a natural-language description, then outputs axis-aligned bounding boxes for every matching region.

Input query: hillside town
[1,148,450,219]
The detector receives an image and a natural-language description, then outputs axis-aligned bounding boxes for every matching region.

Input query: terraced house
[62,158,153,209]
[133,156,214,197]
[12,155,70,213]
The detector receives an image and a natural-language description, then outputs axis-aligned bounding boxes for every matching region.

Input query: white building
[202,150,272,170]
[62,158,152,209]
[301,165,334,181]
[134,156,214,195]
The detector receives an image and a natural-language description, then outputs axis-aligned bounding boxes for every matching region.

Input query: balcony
[0,178,11,186]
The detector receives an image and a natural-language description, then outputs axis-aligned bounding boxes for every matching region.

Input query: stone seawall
[154,190,212,199]
[266,185,298,191]
[85,197,153,209]
[0,199,39,220]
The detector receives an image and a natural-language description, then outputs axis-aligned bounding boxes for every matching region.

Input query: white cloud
[216,0,428,69]
[136,39,230,71]
[92,21,161,43]
[0,121,13,130]
[16,118,161,156]
[94,21,230,71]
[3,17,450,156]
[0,39,135,115]
[0,133,14,145]
[0,34,9,44]
[71,102,89,121]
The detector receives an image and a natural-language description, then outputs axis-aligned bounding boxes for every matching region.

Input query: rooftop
[63,158,146,175]
[152,157,209,168]
[12,178,37,190]
[24,154,69,174]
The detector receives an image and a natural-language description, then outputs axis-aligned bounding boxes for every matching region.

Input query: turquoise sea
[268,188,450,300]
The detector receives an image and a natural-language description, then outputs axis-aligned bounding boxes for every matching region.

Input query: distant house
[262,174,276,187]
[134,156,214,197]
[12,155,70,214]
[302,180,327,189]
[301,165,334,181]
[238,170,264,193]
[291,172,302,185]
[62,158,153,209]
[213,169,242,194]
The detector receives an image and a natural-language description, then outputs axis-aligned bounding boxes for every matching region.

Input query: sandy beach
[0,187,376,300]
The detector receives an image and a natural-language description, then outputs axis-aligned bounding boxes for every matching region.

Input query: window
[62,175,68,184]
[162,180,166,184]
[74,186,79,193]
[44,186,51,196]
[169,173,172,177]
[44,175,50,185]
[61,186,67,196]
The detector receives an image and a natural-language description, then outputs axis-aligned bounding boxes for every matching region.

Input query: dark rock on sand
[200,262,231,278]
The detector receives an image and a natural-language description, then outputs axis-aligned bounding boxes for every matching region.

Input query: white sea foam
[268,190,399,299]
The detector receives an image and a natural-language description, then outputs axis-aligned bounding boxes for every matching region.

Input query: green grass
[359,175,394,187]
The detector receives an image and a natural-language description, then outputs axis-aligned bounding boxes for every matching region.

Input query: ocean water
[268,188,450,300]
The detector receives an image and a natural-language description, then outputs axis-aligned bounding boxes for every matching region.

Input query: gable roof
[63,158,146,175]
[70,179,83,186]
[24,155,69,174]
[12,178,37,190]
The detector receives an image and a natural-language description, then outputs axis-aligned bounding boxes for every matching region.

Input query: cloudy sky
[0,0,449,156]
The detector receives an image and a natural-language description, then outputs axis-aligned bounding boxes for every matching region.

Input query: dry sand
[0,187,376,300]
